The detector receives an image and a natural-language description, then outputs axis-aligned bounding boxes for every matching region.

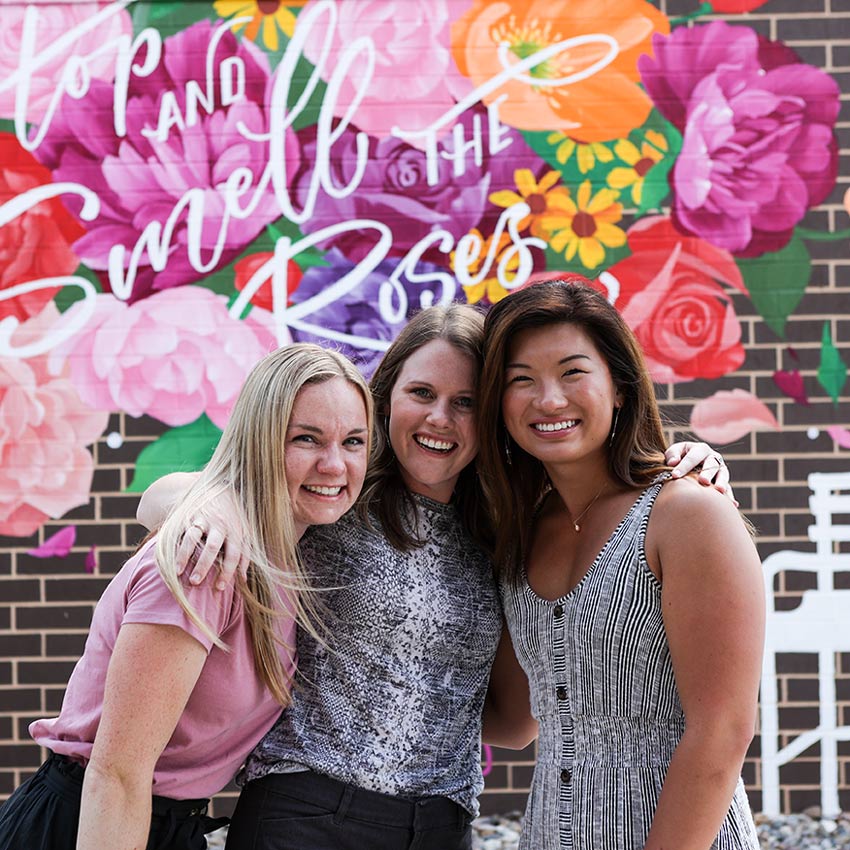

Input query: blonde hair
[156,343,373,706]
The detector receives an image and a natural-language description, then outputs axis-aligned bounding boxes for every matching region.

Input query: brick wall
[1,0,849,820]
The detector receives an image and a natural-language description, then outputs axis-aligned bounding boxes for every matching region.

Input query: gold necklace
[566,484,607,533]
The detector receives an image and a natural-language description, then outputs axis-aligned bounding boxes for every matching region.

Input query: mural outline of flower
[606,216,747,383]
[451,0,670,141]
[639,21,840,257]
[48,288,284,430]
[548,180,625,269]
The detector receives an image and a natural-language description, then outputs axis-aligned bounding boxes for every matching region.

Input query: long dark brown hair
[357,304,492,551]
[478,276,669,580]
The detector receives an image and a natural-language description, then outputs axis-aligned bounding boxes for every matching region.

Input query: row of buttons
[554,602,571,784]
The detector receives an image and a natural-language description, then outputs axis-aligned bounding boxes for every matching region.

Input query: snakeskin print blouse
[240,494,502,816]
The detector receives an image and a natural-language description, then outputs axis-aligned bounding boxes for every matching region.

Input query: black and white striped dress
[501,480,759,850]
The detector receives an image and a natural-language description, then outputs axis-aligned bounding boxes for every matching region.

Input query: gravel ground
[205,811,850,849]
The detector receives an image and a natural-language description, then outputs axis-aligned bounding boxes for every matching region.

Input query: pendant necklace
[567,484,607,533]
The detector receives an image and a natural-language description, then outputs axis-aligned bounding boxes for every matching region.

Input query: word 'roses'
[606,217,747,383]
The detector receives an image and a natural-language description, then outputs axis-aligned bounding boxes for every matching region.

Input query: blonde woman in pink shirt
[0,344,372,850]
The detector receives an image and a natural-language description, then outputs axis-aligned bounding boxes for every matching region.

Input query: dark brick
[782,572,819,593]
[45,633,87,657]
[91,468,122,492]
[73,524,123,548]
[491,742,536,761]
[482,764,508,788]
[789,788,826,811]
[0,744,40,768]
[123,415,168,439]
[44,578,110,603]
[0,771,16,795]
[100,495,141,521]
[756,429,833,453]
[786,456,850,479]
[784,514,816,538]
[509,763,536,788]
[16,606,93,631]
[0,718,10,739]
[756,486,812,510]
[785,677,821,702]
[16,716,41,740]
[0,634,41,657]
[44,689,66,713]
[776,653,819,675]
[478,792,530,816]
[18,661,76,686]
[0,608,9,629]
[0,664,9,685]
[208,794,238,819]
[0,580,40,603]
[748,513,780,537]
[15,554,92,576]
[0,689,41,712]
[60,502,96,522]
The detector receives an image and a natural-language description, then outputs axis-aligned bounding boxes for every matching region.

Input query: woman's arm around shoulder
[482,622,538,749]
[76,622,208,850]
[643,477,765,850]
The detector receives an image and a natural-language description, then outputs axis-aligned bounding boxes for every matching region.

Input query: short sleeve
[122,539,238,652]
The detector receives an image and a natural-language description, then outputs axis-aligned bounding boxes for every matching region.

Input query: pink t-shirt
[30,538,296,800]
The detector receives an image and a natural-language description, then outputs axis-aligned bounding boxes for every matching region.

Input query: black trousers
[0,752,228,850]
[224,771,473,850]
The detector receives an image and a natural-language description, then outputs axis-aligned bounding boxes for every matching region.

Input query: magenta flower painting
[639,21,839,257]
[33,19,296,303]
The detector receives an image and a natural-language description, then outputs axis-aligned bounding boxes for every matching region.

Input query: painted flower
[451,0,670,141]
[299,0,473,145]
[0,304,108,537]
[548,181,625,269]
[606,131,668,206]
[215,0,307,51]
[290,109,544,265]
[34,20,294,303]
[639,22,839,257]
[0,134,85,321]
[546,134,614,174]
[489,170,572,238]
[233,253,303,311]
[452,230,521,305]
[605,216,747,383]
[0,3,132,122]
[47,288,283,429]
[288,249,454,376]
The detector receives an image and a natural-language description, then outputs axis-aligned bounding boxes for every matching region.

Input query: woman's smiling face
[501,322,621,471]
[387,338,479,504]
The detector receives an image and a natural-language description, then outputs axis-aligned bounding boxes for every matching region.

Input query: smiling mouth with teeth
[414,435,457,453]
[303,485,344,496]
[533,420,578,432]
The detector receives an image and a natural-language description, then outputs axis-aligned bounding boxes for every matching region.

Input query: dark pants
[224,771,473,850]
[0,752,227,850]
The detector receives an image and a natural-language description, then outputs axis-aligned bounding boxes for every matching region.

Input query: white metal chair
[760,471,850,816]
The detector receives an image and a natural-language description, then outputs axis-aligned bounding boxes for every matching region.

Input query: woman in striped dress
[477,277,764,850]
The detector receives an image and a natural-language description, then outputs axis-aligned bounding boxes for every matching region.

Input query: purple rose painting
[34,19,295,302]
[639,21,839,257]
[288,107,544,266]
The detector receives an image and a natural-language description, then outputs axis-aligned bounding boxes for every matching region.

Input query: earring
[504,433,513,466]
[609,407,621,446]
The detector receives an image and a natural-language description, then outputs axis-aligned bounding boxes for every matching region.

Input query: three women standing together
[0,275,763,850]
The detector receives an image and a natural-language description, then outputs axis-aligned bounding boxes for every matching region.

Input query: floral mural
[0,0,847,539]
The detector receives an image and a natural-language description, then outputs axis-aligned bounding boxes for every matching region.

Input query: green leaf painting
[817,322,848,405]
[737,233,811,338]
[125,415,222,493]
